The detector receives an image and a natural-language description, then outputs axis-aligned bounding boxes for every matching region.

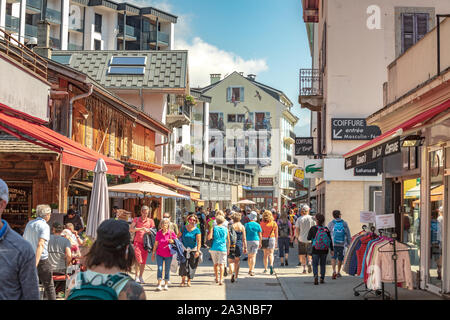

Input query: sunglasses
[189,218,197,222]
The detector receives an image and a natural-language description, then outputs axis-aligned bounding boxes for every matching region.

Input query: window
[108,66,145,75]
[401,13,429,53]
[110,56,146,66]
[94,13,102,33]
[94,39,101,50]
[227,114,236,123]
[226,87,244,102]
[52,55,72,65]
[227,114,245,123]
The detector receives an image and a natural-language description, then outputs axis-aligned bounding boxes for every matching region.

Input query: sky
[118,0,312,136]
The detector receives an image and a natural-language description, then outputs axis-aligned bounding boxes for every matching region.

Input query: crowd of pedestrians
[0,177,354,300]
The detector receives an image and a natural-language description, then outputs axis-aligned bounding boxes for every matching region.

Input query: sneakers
[270,266,274,275]
[164,283,169,291]
[314,277,319,285]
[156,284,162,291]
[135,277,141,284]
[139,277,145,284]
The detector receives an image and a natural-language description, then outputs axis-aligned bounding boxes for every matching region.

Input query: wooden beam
[44,161,53,183]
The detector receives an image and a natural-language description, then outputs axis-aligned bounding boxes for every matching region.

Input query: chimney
[210,74,221,85]
[247,74,256,81]
[33,20,52,59]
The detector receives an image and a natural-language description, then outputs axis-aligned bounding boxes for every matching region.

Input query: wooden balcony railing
[0,28,48,81]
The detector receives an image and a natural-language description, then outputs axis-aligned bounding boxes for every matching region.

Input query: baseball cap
[248,211,257,221]
[0,179,8,203]
[96,219,131,250]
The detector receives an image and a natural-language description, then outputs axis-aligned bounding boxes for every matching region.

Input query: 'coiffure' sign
[345,137,401,170]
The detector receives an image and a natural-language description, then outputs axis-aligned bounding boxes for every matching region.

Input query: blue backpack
[313,226,331,250]
[333,220,346,246]
[67,272,131,300]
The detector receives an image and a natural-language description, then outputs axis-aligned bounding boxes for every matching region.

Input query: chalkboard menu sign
[2,183,32,234]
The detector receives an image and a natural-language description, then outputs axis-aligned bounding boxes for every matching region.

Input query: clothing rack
[352,225,388,300]
[377,230,411,301]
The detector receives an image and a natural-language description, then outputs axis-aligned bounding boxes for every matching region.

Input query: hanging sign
[375,213,395,229]
[345,137,401,170]
[331,118,381,140]
[295,137,314,156]
[360,211,376,223]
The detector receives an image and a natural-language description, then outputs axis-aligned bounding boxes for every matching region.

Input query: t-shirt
[260,221,278,238]
[133,217,155,245]
[181,226,201,249]
[48,234,71,273]
[245,221,262,241]
[295,215,316,243]
[155,230,177,257]
[210,225,228,252]
[23,217,51,260]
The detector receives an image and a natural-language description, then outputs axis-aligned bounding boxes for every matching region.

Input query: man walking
[294,205,315,273]
[23,204,56,300]
[327,210,351,279]
[0,179,40,300]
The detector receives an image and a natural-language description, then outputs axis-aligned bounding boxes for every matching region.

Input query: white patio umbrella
[86,158,110,240]
[108,181,189,199]
[235,199,256,205]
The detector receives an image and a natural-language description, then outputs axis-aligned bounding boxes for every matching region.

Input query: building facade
[0,0,176,51]
[299,0,450,234]
[199,72,298,211]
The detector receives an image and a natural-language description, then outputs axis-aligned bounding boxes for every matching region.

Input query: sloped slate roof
[52,50,188,90]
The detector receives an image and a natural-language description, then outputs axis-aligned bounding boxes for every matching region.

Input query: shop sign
[293,168,305,181]
[304,159,323,178]
[360,211,376,223]
[295,137,314,156]
[331,118,381,140]
[354,161,382,176]
[375,213,395,229]
[345,137,401,170]
[258,177,274,186]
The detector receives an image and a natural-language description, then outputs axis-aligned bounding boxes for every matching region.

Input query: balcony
[283,130,296,145]
[166,97,191,128]
[26,0,41,13]
[46,8,61,25]
[25,24,38,38]
[299,68,323,112]
[149,30,170,44]
[302,0,319,23]
[117,25,137,41]
[5,15,20,33]
[68,43,83,50]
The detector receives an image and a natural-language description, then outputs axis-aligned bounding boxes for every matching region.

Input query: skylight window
[108,66,145,75]
[110,56,146,66]
[52,55,72,65]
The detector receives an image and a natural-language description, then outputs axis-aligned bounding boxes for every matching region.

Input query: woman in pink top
[152,218,177,291]
[130,206,155,284]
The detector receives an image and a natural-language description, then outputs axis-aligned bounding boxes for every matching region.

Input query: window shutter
[416,13,429,42]
[402,13,415,53]
[227,87,231,101]
[240,87,244,102]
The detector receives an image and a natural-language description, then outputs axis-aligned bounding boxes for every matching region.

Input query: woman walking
[244,211,262,276]
[277,212,292,266]
[130,205,155,284]
[307,213,334,285]
[208,213,230,285]
[152,218,177,291]
[179,213,202,287]
[260,210,278,275]
[228,212,247,283]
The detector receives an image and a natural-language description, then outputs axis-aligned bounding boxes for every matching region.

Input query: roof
[0,135,57,154]
[190,88,211,103]
[46,57,171,136]
[52,50,188,91]
[198,71,293,106]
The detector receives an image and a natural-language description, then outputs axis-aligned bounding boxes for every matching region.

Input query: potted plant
[185,95,195,106]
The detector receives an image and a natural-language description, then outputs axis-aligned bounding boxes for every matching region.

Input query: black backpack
[66,272,131,300]
[228,225,237,248]
[278,220,290,238]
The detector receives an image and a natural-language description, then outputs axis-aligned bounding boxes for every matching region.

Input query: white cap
[0,179,8,203]
[302,204,310,211]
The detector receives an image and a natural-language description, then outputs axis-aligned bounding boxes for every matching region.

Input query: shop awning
[344,99,450,170]
[0,106,125,176]
[431,185,444,202]
[134,169,201,199]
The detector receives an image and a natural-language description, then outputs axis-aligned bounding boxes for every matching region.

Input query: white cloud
[175,37,269,88]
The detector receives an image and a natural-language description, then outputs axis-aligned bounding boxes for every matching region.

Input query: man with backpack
[327,210,351,279]
[307,213,333,285]
[294,205,315,273]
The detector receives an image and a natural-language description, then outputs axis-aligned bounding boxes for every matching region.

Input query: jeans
[312,253,327,280]
[37,259,56,300]
[278,237,290,257]
[156,254,173,281]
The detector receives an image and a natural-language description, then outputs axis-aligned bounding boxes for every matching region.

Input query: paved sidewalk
[136,245,442,300]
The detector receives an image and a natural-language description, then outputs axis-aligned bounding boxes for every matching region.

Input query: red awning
[0,106,125,176]
[344,99,450,158]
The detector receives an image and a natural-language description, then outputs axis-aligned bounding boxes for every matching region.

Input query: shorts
[262,237,276,250]
[247,241,260,254]
[298,241,311,255]
[133,241,149,265]
[210,250,228,265]
[332,246,345,261]
[278,237,290,256]
[228,243,243,259]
